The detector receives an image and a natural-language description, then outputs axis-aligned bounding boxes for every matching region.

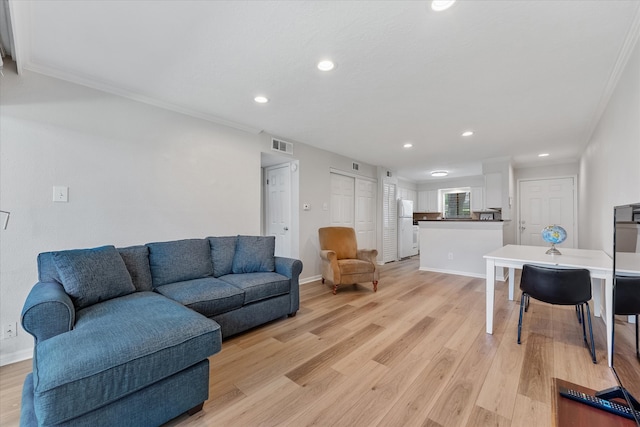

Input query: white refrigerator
[398,199,417,258]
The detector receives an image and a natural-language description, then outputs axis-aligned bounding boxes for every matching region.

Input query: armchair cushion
[232,235,275,273]
[52,245,136,309]
[338,259,376,275]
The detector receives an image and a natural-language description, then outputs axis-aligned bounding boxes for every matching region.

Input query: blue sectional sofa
[20,236,303,427]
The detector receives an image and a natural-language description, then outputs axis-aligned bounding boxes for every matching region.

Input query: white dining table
[484,244,615,366]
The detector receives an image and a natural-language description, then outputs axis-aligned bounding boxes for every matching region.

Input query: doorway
[518,176,577,248]
[262,154,299,259]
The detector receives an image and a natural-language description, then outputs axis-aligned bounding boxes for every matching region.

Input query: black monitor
[595,203,640,425]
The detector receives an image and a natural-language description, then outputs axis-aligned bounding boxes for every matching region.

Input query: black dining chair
[517,264,597,363]
[615,275,640,360]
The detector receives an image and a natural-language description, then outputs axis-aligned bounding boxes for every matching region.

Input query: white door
[266,164,291,257]
[330,173,355,227]
[519,177,576,248]
[355,178,376,249]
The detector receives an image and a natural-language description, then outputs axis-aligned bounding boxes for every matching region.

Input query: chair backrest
[318,227,358,260]
[615,275,640,315]
[520,264,592,305]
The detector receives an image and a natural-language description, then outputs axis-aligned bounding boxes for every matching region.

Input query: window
[442,188,471,218]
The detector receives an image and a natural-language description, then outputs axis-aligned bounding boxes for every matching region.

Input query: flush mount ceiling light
[317,60,335,71]
[538,153,550,157]
[431,0,456,11]
[254,96,269,104]
[462,131,474,137]
[431,170,449,177]
[403,143,413,148]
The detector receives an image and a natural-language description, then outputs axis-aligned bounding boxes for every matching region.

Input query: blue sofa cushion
[52,245,136,309]
[117,245,153,291]
[146,239,213,287]
[208,236,237,278]
[219,272,290,304]
[32,292,221,426]
[155,277,245,317]
[232,236,275,274]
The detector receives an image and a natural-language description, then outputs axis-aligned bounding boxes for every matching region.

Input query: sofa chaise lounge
[20,235,302,427]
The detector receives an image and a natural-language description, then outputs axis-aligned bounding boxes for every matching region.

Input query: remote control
[559,386,640,420]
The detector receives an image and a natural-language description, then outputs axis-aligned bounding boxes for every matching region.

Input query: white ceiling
[10,0,640,181]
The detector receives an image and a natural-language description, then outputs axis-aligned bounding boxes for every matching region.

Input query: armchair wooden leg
[321,277,325,284]
[373,281,378,292]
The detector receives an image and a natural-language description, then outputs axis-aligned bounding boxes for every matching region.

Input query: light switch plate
[53,186,69,202]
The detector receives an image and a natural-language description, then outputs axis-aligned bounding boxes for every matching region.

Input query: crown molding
[582,3,640,146]
[22,61,264,135]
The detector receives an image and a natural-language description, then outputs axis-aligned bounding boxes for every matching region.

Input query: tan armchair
[318,227,379,295]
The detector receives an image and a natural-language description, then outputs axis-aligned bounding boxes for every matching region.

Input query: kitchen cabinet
[471,186,483,211]
[418,190,439,212]
[484,172,502,209]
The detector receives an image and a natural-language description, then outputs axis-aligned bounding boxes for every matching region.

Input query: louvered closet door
[383,181,397,263]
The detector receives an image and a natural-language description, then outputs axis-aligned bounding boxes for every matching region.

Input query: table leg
[591,278,601,318]
[605,274,613,367]
[486,259,496,334]
[508,267,515,301]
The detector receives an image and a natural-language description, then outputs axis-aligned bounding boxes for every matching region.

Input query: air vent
[271,138,293,155]
[352,162,360,171]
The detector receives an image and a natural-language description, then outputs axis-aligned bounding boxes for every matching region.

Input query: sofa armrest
[275,257,303,315]
[21,282,75,344]
[357,249,378,265]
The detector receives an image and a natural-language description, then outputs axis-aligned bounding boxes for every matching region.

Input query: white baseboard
[1,348,33,367]
[300,275,321,285]
[418,267,486,279]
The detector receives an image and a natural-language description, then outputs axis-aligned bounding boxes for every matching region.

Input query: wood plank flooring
[0,257,618,426]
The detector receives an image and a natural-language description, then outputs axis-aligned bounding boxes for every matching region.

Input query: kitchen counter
[418,220,507,279]
[415,219,505,224]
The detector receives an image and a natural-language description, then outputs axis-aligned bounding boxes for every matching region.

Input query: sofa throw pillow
[52,245,136,309]
[146,239,214,287]
[118,245,153,291]
[208,236,237,278]
[232,235,276,274]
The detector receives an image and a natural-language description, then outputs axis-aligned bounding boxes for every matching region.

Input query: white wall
[579,36,640,254]
[0,68,379,364]
[0,69,264,364]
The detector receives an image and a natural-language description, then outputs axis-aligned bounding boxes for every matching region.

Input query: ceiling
[8,0,640,181]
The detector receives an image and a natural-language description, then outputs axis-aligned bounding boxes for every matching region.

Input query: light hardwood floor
[0,257,617,426]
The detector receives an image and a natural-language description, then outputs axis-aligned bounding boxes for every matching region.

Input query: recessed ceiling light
[403,143,413,148]
[462,131,474,137]
[317,60,335,71]
[254,96,269,104]
[431,0,456,11]
[431,170,449,177]
[538,153,550,157]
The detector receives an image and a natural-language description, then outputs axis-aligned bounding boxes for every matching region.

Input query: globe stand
[546,243,562,255]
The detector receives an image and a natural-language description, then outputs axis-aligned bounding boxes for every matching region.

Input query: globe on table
[541,225,567,255]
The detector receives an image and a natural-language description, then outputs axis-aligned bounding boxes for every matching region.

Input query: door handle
[283,226,289,231]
